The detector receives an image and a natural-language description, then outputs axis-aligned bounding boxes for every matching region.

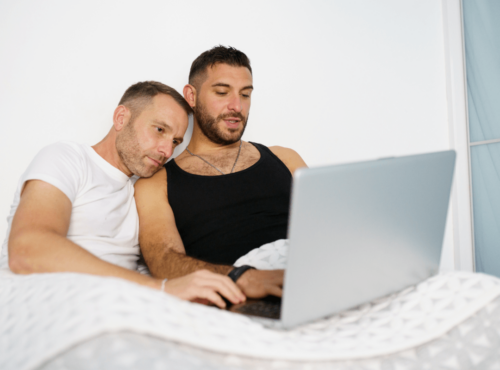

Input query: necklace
[186,140,242,175]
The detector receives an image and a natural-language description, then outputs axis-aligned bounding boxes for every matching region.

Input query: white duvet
[2,241,500,370]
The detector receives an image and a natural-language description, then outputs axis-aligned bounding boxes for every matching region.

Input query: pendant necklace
[186,140,242,175]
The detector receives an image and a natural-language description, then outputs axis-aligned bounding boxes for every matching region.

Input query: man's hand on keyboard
[236,269,284,299]
[163,269,246,308]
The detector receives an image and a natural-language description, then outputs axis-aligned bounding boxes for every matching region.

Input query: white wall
[0,0,454,268]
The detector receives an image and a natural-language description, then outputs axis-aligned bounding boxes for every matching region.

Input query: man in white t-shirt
[1,81,245,308]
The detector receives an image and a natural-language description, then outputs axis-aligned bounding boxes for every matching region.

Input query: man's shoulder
[268,145,300,157]
[135,167,167,192]
[41,140,84,152]
[27,140,90,172]
[267,145,307,175]
[21,141,89,204]
[36,141,87,163]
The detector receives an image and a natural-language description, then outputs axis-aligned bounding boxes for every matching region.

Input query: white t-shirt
[0,141,140,271]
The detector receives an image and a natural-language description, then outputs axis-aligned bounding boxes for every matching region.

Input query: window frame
[441,0,475,271]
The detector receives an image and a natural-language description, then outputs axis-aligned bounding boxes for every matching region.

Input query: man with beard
[3,81,245,308]
[135,46,307,298]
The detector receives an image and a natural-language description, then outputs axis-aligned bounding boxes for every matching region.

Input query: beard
[194,100,248,145]
[116,120,162,178]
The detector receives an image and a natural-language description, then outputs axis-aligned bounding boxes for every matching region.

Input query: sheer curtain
[463,0,500,276]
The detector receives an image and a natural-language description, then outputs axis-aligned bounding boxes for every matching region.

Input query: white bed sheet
[39,296,500,370]
[2,241,500,370]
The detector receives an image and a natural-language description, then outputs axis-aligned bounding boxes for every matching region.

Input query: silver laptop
[230,150,456,329]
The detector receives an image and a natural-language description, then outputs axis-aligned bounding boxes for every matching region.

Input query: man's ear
[183,84,197,108]
[113,105,130,131]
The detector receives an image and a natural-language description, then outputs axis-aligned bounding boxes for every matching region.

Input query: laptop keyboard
[234,296,281,319]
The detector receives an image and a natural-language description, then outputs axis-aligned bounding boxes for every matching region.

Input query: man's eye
[173,140,178,145]
[155,127,163,133]
[242,94,250,98]
[216,92,227,96]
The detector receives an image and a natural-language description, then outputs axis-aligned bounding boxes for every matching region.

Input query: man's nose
[227,95,243,113]
[158,140,173,160]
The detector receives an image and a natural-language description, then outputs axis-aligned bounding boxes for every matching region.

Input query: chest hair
[177,142,261,176]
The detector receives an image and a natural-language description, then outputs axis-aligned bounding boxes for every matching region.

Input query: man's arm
[135,169,232,278]
[135,168,284,298]
[269,146,308,175]
[8,180,244,307]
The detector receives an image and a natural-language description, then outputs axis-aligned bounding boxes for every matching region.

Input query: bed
[2,240,500,370]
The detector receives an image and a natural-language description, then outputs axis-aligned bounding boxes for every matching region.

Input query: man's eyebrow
[153,120,170,129]
[211,83,230,88]
[211,83,254,91]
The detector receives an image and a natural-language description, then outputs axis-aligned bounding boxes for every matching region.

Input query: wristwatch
[228,265,255,283]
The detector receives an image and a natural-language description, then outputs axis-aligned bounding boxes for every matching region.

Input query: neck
[188,122,242,154]
[92,129,133,177]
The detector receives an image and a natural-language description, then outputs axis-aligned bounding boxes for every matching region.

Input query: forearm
[9,230,161,290]
[147,250,233,279]
[149,252,285,298]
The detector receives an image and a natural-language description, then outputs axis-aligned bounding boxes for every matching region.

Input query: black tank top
[165,142,292,265]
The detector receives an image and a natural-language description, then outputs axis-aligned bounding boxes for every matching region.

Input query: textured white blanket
[1,241,500,370]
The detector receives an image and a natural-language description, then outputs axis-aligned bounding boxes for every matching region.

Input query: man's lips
[224,118,241,129]
[147,156,163,167]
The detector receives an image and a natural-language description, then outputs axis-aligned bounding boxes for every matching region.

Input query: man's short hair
[188,45,252,89]
[118,81,192,122]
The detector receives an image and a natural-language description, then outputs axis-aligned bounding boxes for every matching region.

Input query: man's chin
[133,165,162,178]
[139,172,156,178]
[217,129,243,144]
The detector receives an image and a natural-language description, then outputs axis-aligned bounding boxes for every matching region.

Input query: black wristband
[228,265,255,283]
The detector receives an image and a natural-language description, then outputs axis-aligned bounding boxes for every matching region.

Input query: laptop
[228,150,456,329]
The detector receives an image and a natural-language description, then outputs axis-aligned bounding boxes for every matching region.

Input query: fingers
[164,278,228,308]
[208,271,245,300]
[195,270,246,304]
[163,270,246,307]
[266,284,283,298]
[189,287,227,308]
[162,269,286,307]
[235,269,285,299]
